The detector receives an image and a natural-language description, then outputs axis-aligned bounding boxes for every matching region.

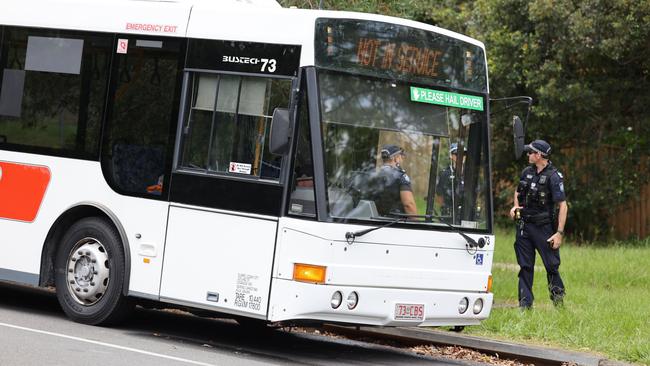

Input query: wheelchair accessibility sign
[475,254,484,265]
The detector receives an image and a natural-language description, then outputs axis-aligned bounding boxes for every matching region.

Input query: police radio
[516,180,528,204]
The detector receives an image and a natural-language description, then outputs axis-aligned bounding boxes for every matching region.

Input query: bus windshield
[318,70,490,230]
[314,19,490,230]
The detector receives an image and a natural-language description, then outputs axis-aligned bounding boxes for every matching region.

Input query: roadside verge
[323,325,630,366]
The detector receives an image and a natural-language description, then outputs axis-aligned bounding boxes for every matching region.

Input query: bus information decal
[187,39,301,77]
[410,87,484,111]
[235,273,262,311]
[117,39,128,54]
[229,162,252,174]
[221,56,277,73]
[125,23,178,34]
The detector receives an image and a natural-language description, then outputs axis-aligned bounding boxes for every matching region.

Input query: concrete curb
[323,325,627,366]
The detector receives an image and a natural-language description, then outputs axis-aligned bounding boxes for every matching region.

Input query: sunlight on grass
[464,227,650,364]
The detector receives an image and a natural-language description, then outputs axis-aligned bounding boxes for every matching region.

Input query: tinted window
[178,73,291,181]
[0,27,111,158]
[101,37,184,198]
[288,86,316,217]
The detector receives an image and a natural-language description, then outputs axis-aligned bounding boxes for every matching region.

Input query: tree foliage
[280,0,650,240]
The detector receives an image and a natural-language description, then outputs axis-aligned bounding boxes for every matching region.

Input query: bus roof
[1,0,486,72]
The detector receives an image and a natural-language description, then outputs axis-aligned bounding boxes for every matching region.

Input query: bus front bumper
[267,278,493,327]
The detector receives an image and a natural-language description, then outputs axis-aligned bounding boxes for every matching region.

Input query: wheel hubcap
[66,238,110,305]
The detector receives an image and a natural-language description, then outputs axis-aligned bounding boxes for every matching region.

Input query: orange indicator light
[487,275,493,293]
[293,263,327,284]
[143,258,150,264]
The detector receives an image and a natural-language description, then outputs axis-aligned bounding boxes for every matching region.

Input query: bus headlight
[331,291,342,309]
[458,297,469,314]
[473,298,484,314]
[346,291,359,310]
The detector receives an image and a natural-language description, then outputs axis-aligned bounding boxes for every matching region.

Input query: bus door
[159,39,300,317]
[102,35,185,296]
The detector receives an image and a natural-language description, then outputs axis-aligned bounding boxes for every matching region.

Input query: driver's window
[179,72,291,180]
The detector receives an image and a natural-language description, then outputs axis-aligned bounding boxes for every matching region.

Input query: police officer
[436,142,465,222]
[509,140,568,309]
[374,144,417,216]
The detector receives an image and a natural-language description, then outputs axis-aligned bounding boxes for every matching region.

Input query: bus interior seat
[328,187,354,217]
[289,186,315,215]
[111,143,165,194]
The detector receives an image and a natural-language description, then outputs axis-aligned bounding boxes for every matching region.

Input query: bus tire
[54,217,133,325]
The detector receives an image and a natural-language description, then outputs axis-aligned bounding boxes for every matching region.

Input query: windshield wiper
[344,216,406,244]
[388,213,486,249]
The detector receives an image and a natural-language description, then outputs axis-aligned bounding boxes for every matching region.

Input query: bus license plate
[394,303,425,321]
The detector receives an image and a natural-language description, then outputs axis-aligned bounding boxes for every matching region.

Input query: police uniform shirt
[374,165,412,215]
[519,162,565,215]
[436,165,464,201]
[436,165,453,197]
[380,164,412,192]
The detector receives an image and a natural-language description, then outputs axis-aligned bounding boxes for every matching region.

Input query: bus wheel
[54,217,132,325]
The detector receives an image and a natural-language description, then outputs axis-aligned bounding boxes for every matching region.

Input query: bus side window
[102,37,184,198]
[288,90,316,217]
[0,26,110,157]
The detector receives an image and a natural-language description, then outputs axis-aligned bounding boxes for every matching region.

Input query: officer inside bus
[509,139,568,309]
[373,144,417,216]
[436,142,465,222]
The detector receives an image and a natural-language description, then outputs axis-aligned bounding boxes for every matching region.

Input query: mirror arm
[489,96,533,118]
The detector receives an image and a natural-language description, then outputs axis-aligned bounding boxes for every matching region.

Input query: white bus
[0,0,495,327]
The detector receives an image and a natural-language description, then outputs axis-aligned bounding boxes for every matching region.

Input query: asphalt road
[0,283,471,366]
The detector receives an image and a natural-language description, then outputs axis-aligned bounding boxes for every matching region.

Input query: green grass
[463,227,650,364]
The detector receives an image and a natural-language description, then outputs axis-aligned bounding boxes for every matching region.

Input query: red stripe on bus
[0,161,51,222]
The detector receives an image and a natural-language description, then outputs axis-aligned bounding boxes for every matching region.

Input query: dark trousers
[514,222,565,307]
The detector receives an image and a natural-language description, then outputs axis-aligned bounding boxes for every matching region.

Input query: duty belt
[521,212,551,225]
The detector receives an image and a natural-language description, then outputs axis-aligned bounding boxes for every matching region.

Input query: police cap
[450,142,467,155]
[381,144,405,159]
[524,139,552,157]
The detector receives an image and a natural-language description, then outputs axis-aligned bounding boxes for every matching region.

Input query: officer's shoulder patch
[526,174,533,179]
[403,174,411,184]
[559,182,565,193]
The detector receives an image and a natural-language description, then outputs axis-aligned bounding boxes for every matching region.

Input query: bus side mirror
[513,115,525,159]
[269,108,291,155]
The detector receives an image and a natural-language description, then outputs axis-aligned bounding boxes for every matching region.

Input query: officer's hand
[547,232,563,249]
[509,206,520,220]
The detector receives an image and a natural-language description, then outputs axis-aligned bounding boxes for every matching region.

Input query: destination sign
[315,19,487,92]
[356,38,443,78]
